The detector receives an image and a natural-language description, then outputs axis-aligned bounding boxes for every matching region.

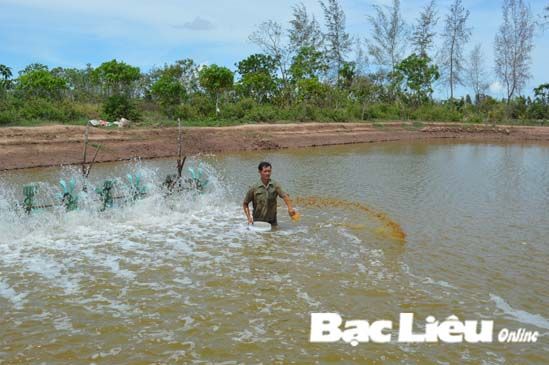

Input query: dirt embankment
[1,122,548,170]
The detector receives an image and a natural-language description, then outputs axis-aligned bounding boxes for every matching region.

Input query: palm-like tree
[0,64,13,91]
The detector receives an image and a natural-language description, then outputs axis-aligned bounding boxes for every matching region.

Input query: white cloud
[176,17,215,31]
[489,81,504,94]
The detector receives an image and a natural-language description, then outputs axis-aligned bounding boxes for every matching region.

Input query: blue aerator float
[19,118,208,214]
[58,178,78,211]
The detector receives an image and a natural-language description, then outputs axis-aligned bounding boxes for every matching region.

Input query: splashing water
[0,159,408,363]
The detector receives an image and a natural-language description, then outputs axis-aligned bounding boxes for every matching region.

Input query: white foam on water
[101,255,136,280]
[172,277,193,286]
[490,293,549,330]
[400,263,457,292]
[0,279,27,309]
[423,276,457,289]
[337,227,362,243]
[0,164,249,317]
[52,313,76,332]
[295,286,321,308]
[24,254,82,296]
[232,318,271,343]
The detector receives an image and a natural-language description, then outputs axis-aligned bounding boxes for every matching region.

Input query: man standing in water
[243,161,296,225]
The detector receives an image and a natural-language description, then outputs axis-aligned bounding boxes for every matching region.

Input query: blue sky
[1,0,548,98]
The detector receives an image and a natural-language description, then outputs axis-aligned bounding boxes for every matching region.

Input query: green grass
[1,118,89,127]
[403,121,425,130]
[3,116,547,129]
[372,121,386,129]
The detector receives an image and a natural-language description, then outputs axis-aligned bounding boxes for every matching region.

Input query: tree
[289,46,328,82]
[296,78,329,105]
[17,66,67,100]
[534,83,549,104]
[319,0,352,80]
[19,63,48,75]
[249,20,291,89]
[367,0,408,72]
[529,83,549,119]
[439,0,471,100]
[198,64,234,117]
[392,53,440,105]
[92,59,141,97]
[144,59,199,102]
[236,54,278,102]
[352,38,369,77]
[494,0,535,102]
[337,61,356,90]
[411,0,438,58]
[466,44,490,103]
[51,66,97,102]
[288,3,324,51]
[351,74,382,119]
[154,60,199,96]
[173,59,200,95]
[0,64,12,97]
[151,73,186,116]
[103,94,141,121]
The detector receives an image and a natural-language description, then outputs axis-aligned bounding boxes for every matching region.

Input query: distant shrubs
[102,95,141,121]
[411,104,463,122]
[144,97,549,124]
[1,90,547,126]
[0,96,83,125]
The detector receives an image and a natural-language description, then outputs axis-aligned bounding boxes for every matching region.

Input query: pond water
[0,141,548,364]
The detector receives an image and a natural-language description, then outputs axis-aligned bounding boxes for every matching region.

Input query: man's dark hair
[258,161,272,171]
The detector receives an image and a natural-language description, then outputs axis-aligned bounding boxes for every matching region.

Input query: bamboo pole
[85,144,102,178]
[82,123,90,176]
[177,118,186,178]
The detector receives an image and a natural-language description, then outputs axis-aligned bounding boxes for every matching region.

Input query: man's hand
[243,203,253,225]
[288,208,296,217]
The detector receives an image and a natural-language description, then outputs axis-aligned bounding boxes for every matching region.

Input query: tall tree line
[0,0,546,124]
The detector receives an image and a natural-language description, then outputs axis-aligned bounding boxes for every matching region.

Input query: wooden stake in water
[82,123,90,176]
[85,143,102,178]
[177,118,186,178]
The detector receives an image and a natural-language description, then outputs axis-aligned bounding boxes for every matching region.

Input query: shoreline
[1,122,548,171]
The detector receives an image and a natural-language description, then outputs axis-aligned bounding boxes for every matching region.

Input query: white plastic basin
[248,221,272,232]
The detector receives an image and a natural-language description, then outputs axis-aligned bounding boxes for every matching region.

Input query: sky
[1,0,548,98]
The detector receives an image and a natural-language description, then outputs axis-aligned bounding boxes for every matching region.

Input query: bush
[72,102,101,119]
[237,97,257,111]
[465,113,484,124]
[0,108,20,125]
[346,102,365,120]
[245,104,277,122]
[173,104,197,121]
[102,95,141,121]
[220,103,244,120]
[363,103,401,120]
[527,101,549,120]
[411,104,462,122]
[324,108,350,122]
[486,103,507,124]
[0,97,86,124]
[20,98,82,122]
[190,95,215,118]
